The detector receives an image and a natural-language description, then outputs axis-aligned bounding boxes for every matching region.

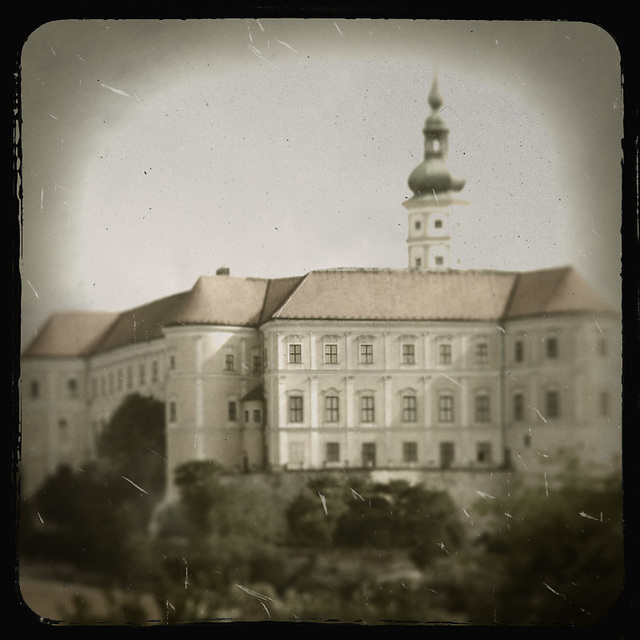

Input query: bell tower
[403,73,468,271]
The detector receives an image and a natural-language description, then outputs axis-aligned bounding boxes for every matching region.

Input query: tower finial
[428,71,443,112]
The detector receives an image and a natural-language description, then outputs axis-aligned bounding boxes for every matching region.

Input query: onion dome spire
[407,73,465,198]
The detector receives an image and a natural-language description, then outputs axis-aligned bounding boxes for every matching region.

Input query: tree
[97,393,166,501]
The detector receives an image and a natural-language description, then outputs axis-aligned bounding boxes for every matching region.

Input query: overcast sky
[19,19,623,343]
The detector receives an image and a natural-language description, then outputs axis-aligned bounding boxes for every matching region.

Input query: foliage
[427,469,625,625]
[96,393,166,500]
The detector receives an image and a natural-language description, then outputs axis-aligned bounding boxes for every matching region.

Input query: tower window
[435,256,444,266]
[546,337,558,359]
[415,257,422,268]
[228,401,238,421]
[434,219,443,229]
[30,380,39,398]
[414,220,422,230]
[515,340,524,363]
[169,401,177,422]
[513,393,524,422]
[599,392,609,417]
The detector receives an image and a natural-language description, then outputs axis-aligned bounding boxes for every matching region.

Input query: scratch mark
[504,512,512,518]
[318,491,328,515]
[236,584,273,616]
[440,373,461,387]
[534,408,547,423]
[101,83,131,97]
[351,488,365,501]
[275,39,298,53]
[579,511,598,521]
[255,19,264,31]
[432,189,439,203]
[121,476,148,494]
[544,472,549,497]
[496,324,505,333]
[248,43,272,64]
[37,512,44,524]
[437,542,449,554]
[147,448,165,461]
[26,280,39,298]
[593,314,604,335]
[476,490,496,500]
[334,22,343,35]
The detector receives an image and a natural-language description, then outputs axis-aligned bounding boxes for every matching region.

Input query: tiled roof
[21,311,119,357]
[22,266,615,358]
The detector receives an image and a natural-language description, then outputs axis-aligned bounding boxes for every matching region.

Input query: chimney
[216,266,230,276]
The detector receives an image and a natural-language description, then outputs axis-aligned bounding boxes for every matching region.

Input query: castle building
[19,76,621,499]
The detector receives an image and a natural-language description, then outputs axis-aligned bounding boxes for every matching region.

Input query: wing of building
[19,74,621,498]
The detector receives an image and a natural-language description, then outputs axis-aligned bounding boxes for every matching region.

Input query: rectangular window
[360,344,374,364]
[435,256,444,266]
[252,355,262,373]
[434,219,443,229]
[324,343,338,364]
[68,379,78,398]
[152,361,159,383]
[228,401,237,421]
[224,354,235,371]
[30,380,39,399]
[476,441,493,463]
[475,342,488,365]
[139,364,146,385]
[253,409,261,423]
[475,395,491,423]
[289,396,303,423]
[361,396,375,423]
[513,392,524,422]
[126,366,133,389]
[546,337,558,359]
[402,343,416,364]
[325,396,339,422]
[545,390,560,418]
[169,401,177,422]
[515,340,524,363]
[362,443,376,467]
[438,395,454,423]
[289,344,302,364]
[403,442,418,463]
[169,355,176,369]
[402,395,417,422]
[440,442,455,468]
[326,442,340,463]
[439,343,452,365]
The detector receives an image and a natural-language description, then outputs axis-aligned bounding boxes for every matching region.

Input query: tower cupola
[402,73,469,272]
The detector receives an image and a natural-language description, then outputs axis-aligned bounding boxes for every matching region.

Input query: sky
[18,19,624,344]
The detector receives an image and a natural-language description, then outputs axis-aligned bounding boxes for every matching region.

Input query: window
[362,443,377,467]
[244,410,250,422]
[598,338,607,357]
[289,344,302,364]
[475,342,488,365]
[152,361,159,383]
[438,343,452,365]
[435,256,444,266]
[68,379,78,398]
[30,380,39,398]
[252,355,262,373]
[415,257,422,268]
[545,390,560,418]
[289,442,305,465]
[402,344,416,364]
[253,409,261,423]
[403,442,418,463]
[126,367,133,389]
[438,394,454,423]
[360,344,374,364]
[514,340,524,363]
[169,401,177,422]
[440,442,455,468]
[476,441,493,463]
[475,395,491,423]
[228,401,238,421]
[289,396,303,423]
[361,396,375,423]
[326,442,340,463]
[139,364,146,386]
[599,392,609,417]
[414,220,422,230]
[108,372,114,395]
[116,370,123,392]
[325,396,339,423]
[402,395,417,422]
[434,219,443,229]
[324,343,338,364]
[224,353,235,371]
[513,392,524,422]
[169,355,176,369]
[546,337,558,359]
